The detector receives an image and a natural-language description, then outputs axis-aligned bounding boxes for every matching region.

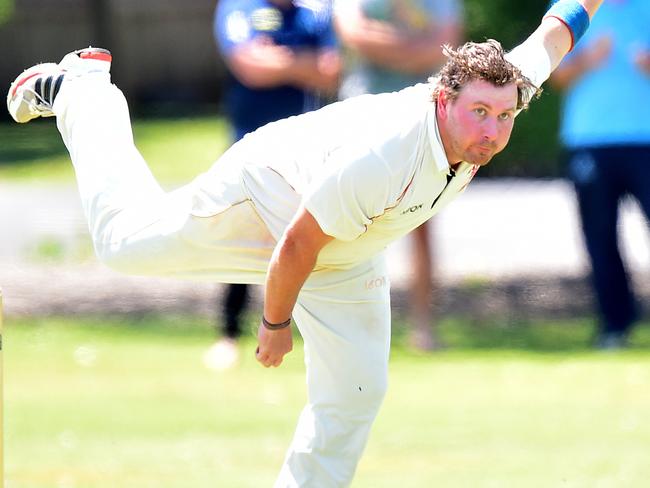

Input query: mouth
[467,145,496,165]
[476,144,494,152]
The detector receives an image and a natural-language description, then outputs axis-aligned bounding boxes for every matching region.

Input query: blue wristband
[544,0,590,51]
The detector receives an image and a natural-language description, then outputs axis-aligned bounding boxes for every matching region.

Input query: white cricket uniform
[195,84,479,270]
[52,39,549,487]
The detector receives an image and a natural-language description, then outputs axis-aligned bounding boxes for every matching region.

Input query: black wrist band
[262,316,291,330]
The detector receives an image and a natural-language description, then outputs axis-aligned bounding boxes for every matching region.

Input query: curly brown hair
[430,39,541,111]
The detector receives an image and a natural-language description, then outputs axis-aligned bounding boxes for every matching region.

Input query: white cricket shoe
[7,47,112,123]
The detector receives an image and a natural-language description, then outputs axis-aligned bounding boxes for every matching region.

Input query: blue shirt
[215,0,337,140]
[559,0,650,148]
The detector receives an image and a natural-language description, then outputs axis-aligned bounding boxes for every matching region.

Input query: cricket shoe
[7,47,112,123]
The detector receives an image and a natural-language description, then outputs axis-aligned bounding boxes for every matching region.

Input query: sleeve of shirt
[506,39,552,90]
[303,147,393,242]
[214,0,254,57]
[505,37,553,114]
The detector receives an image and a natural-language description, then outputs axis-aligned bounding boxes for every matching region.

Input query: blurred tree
[465,0,542,49]
[0,0,14,25]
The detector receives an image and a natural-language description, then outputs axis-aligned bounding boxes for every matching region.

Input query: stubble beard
[463,146,495,166]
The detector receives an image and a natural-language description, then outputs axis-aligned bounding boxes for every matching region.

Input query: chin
[465,152,494,166]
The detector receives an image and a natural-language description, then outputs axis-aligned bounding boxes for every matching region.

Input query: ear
[437,88,450,119]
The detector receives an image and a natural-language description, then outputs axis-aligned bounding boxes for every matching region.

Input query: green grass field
[0,116,231,183]
[5,316,650,487]
[2,116,649,486]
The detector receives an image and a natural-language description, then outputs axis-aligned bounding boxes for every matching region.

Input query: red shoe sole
[78,49,112,63]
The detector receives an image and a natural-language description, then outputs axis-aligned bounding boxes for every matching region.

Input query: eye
[474,108,487,116]
[498,112,511,120]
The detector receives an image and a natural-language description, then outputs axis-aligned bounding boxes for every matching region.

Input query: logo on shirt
[401,203,423,215]
[251,8,283,32]
[365,276,387,290]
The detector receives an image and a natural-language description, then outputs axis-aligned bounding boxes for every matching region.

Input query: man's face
[438,80,518,166]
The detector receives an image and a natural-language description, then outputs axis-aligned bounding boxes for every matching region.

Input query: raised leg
[27,51,275,282]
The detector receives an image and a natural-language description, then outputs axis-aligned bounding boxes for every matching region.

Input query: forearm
[340,17,461,74]
[337,17,414,67]
[508,0,604,88]
[228,49,296,88]
[540,0,604,71]
[263,233,318,324]
[289,49,342,94]
[579,0,604,17]
[388,25,463,74]
[256,208,332,368]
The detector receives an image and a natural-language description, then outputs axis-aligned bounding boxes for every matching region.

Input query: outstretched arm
[507,0,604,89]
[536,0,603,70]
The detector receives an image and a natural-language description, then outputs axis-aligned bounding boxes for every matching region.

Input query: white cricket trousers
[53,76,392,487]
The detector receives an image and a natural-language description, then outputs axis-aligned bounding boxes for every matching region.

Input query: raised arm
[507,0,604,89]
[538,0,603,70]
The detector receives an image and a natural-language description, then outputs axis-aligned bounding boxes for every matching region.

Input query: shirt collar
[427,103,452,172]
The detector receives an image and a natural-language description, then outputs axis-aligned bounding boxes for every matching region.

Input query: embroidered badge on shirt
[251,8,283,32]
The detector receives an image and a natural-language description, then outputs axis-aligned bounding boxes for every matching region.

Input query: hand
[247,36,294,65]
[317,50,342,84]
[256,321,293,368]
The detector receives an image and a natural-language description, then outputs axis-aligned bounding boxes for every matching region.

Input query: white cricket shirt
[199,84,475,270]
[195,40,550,271]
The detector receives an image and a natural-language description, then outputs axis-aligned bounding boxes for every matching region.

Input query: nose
[482,118,498,142]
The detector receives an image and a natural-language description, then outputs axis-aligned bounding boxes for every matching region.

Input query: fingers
[256,322,292,368]
[255,347,284,368]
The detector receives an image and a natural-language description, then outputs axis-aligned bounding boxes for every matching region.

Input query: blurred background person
[334,0,463,350]
[205,0,341,370]
[551,0,650,349]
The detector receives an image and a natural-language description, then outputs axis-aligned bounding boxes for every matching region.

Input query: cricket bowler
[7,1,603,486]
